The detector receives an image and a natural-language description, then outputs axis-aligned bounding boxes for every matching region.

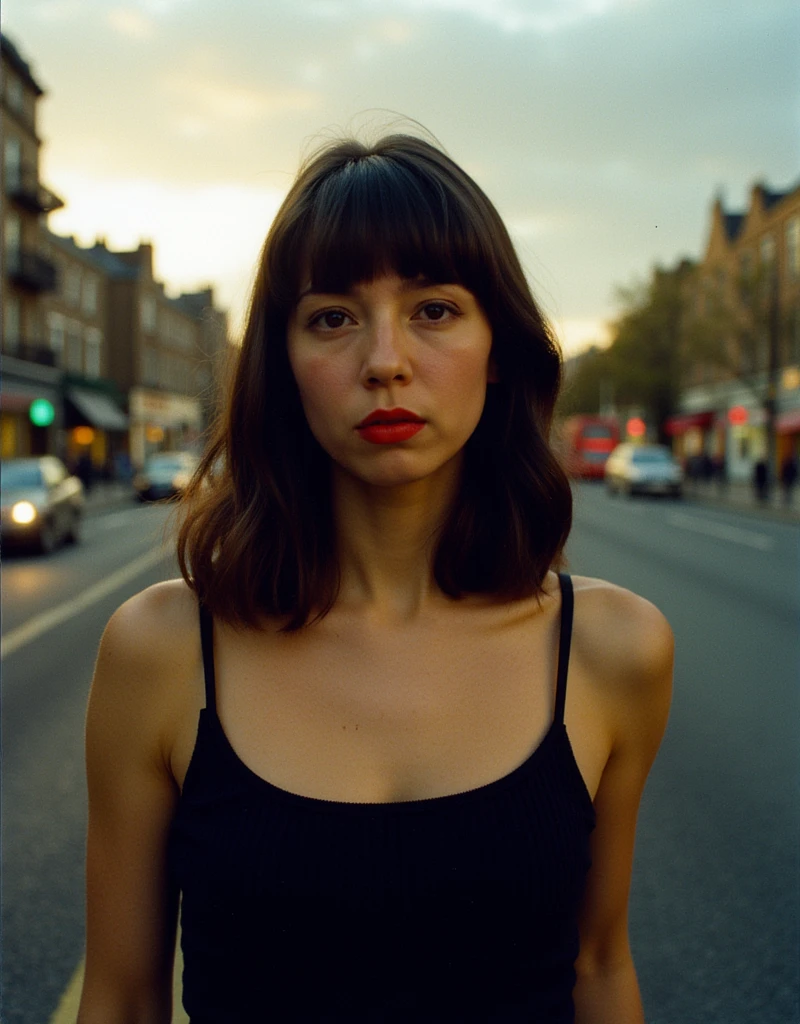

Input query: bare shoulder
[98,577,199,670]
[89,579,203,774]
[571,574,673,683]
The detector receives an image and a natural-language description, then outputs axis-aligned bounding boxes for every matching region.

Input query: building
[87,241,227,469]
[1,34,64,459]
[40,231,129,474]
[1,35,230,474]
[671,181,800,480]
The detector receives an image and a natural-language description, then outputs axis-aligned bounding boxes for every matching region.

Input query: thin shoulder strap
[554,573,574,725]
[198,602,218,716]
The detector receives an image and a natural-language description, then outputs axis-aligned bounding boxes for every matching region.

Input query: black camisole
[169,573,596,1022]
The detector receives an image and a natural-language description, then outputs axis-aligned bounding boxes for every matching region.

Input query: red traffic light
[728,405,748,426]
[626,417,646,438]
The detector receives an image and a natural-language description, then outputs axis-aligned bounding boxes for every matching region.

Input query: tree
[557,260,693,440]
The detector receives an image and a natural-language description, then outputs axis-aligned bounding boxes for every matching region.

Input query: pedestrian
[754,458,769,503]
[78,132,673,1024]
[75,450,94,493]
[780,451,798,506]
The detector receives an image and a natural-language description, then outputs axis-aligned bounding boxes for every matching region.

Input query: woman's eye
[309,309,352,330]
[417,302,457,322]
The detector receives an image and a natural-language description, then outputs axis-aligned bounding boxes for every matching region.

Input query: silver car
[133,451,199,502]
[1,456,85,553]
[605,443,683,498]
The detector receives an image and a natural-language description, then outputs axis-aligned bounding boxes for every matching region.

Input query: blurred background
[1,1,798,1022]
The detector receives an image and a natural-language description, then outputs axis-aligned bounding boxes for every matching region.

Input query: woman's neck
[331,462,461,623]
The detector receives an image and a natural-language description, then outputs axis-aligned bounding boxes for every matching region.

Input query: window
[787,218,800,280]
[66,321,83,372]
[143,345,159,385]
[4,296,21,352]
[4,136,21,190]
[6,76,23,115]
[760,234,775,266]
[65,266,82,307]
[140,295,157,334]
[4,212,21,263]
[791,307,800,365]
[82,274,98,316]
[85,327,102,378]
[48,312,65,365]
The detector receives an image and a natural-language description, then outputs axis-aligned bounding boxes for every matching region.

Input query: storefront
[64,384,129,476]
[1,355,62,459]
[664,411,715,461]
[129,387,202,468]
[776,409,800,464]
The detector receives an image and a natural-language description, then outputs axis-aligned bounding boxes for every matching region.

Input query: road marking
[665,511,775,550]
[1,546,168,660]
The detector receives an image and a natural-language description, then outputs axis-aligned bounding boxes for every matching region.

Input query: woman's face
[287,273,496,488]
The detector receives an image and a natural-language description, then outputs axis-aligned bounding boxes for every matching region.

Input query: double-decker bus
[559,415,620,479]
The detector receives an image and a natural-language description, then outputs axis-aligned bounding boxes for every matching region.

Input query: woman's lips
[356,408,426,444]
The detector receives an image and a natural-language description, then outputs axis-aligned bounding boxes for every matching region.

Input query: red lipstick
[356,408,426,444]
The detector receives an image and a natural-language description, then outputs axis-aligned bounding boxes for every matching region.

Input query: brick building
[87,241,227,469]
[40,231,129,472]
[671,181,800,480]
[1,34,229,475]
[1,34,64,459]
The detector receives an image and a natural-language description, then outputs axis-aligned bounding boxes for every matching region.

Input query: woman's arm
[78,584,198,1024]
[573,586,674,1024]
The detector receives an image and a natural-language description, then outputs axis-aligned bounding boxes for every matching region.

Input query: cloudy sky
[5,0,799,351]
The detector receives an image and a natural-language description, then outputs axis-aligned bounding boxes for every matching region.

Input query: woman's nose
[360,319,413,387]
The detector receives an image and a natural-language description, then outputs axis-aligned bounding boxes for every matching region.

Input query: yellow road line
[49,948,188,1024]
[1,546,168,660]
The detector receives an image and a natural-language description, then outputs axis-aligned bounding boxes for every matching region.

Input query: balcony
[3,338,57,367]
[6,248,58,293]
[5,165,65,215]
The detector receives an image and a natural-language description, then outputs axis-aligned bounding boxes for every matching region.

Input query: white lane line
[1,546,168,660]
[665,511,775,551]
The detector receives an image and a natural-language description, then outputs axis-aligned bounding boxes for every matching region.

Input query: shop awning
[664,411,715,436]
[66,387,129,431]
[776,409,800,435]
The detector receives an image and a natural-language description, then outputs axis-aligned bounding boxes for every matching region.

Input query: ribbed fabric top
[169,573,596,1023]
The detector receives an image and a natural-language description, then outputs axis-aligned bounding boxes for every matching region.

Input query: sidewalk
[681,479,800,524]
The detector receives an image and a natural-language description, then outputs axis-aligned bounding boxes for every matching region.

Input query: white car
[1,456,85,552]
[605,443,683,498]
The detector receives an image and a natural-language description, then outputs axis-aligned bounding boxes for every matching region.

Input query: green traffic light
[29,398,55,427]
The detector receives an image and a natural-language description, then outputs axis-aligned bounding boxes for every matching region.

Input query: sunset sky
[5,0,798,350]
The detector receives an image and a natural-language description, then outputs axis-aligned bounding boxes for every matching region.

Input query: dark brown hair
[177,133,572,629]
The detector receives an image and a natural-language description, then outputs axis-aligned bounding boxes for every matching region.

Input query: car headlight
[172,471,191,489]
[11,501,38,525]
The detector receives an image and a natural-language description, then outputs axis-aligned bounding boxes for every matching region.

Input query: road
[1,487,798,1023]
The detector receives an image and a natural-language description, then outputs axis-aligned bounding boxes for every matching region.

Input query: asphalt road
[566,483,800,1024]
[1,487,798,1023]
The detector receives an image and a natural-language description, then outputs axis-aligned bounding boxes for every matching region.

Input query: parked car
[133,451,200,502]
[1,456,85,553]
[604,443,683,498]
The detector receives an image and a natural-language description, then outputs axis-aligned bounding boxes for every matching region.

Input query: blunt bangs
[279,151,493,305]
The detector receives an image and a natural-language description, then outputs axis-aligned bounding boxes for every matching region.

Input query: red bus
[559,415,620,479]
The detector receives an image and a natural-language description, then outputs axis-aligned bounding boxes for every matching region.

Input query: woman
[79,133,673,1023]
